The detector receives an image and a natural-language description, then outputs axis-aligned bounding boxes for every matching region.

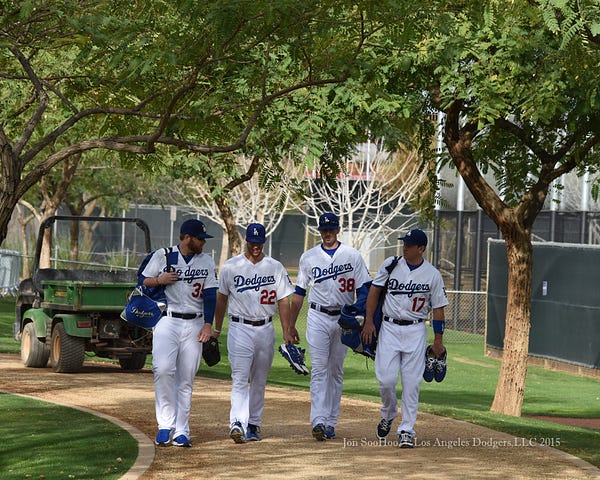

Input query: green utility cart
[14,216,153,373]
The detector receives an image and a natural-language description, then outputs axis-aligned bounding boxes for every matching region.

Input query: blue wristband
[294,286,307,296]
[432,320,445,334]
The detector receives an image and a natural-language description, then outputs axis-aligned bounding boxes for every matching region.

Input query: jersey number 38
[338,278,355,293]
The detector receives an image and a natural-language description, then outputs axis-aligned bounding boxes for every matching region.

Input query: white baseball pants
[152,315,204,439]
[306,309,348,428]
[227,321,275,428]
[374,320,427,437]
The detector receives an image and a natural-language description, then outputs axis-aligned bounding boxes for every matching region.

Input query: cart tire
[50,322,85,373]
[21,322,50,368]
[119,353,147,371]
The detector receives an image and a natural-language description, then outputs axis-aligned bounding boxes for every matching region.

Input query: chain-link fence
[432,290,486,344]
[0,249,21,296]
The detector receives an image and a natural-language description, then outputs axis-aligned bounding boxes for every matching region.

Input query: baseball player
[212,223,295,443]
[140,219,218,448]
[361,228,447,448]
[290,212,372,441]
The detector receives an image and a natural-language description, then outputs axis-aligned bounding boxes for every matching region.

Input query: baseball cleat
[279,343,309,375]
[434,347,447,382]
[172,434,192,447]
[155,428,172,446]
[324,425,335,439]
[423,345,436,382]
[312,423,326,441]
[229,421,246,444]
[246,424,261,441]
[398,430,415,448]
[376,418,393,439]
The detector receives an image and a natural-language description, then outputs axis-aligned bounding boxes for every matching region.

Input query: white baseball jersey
[296,243,371,307]
[143,245,218,441]
[297,242,371,430]
[374,256,448,321]
[142,245,218,313]
[374,255,448,437]
[220,253,293,430]
[219,253,294,317]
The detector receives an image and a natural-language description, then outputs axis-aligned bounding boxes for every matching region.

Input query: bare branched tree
[173,155,302,265]
[291,142,429,268]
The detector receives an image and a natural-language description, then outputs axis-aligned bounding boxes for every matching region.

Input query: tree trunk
[39,222,53,269]
[0,143,21,246]
[442,101,539,418]
[490,225,533,416]
[214,194,241,258]
[219,232,230,267]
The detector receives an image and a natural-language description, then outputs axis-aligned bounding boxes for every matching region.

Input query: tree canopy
[1,0,599,417]
[2,0,418,242]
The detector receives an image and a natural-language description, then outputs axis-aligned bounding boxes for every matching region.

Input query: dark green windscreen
[486,239,600,369]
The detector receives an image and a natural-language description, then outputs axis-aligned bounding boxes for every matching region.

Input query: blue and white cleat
[434,347,447,382]
[423,345,436,382]
[229,421,246,444]
[155,428,172,446]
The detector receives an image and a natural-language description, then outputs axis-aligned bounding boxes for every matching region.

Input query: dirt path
[1,354,598,480]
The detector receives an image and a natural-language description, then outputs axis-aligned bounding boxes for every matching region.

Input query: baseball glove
[202,337,221,367]
[278,343,309,375]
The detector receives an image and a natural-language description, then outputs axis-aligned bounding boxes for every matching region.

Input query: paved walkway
[1,354,598,479]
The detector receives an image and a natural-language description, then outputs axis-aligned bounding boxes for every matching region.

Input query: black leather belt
[309,303,341,316]
[231,316,272,326]
[163,311,201,320]
[383,315,425,326]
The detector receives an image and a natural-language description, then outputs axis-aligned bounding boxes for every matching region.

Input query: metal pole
[170,206,177,245]
[433,211,441,268]
[474,208,483,291]
[454,177,464,291]
[550,178,559,241]
[581,170,590,244]
[433,111,445,269]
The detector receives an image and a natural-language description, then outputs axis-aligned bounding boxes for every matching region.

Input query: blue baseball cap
[399,228,428,246]
[318,212,340,231]
[246,223,266,244]
[180,219,213,239]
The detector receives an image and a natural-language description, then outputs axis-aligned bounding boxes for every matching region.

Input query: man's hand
[360,320,376,345]
[287,326,300,344]
[158,270,179,285]
[432,336,445,357]
[197,322,212,343]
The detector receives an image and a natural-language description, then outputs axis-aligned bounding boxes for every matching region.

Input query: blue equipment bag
[120,248,173,329]
[338,256,400,359]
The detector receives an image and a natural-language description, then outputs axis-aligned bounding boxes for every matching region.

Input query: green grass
[0,296,20,354]
[0,393,137,480]
[2,295,599,470]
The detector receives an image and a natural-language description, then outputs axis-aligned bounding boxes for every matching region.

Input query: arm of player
[278,295,295,344]
[198,287,217,343]
[207,292,228,340]
[288,290,305,344]
[431,306,445,357]
[360,285,383,344]
[142,270,178,288]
